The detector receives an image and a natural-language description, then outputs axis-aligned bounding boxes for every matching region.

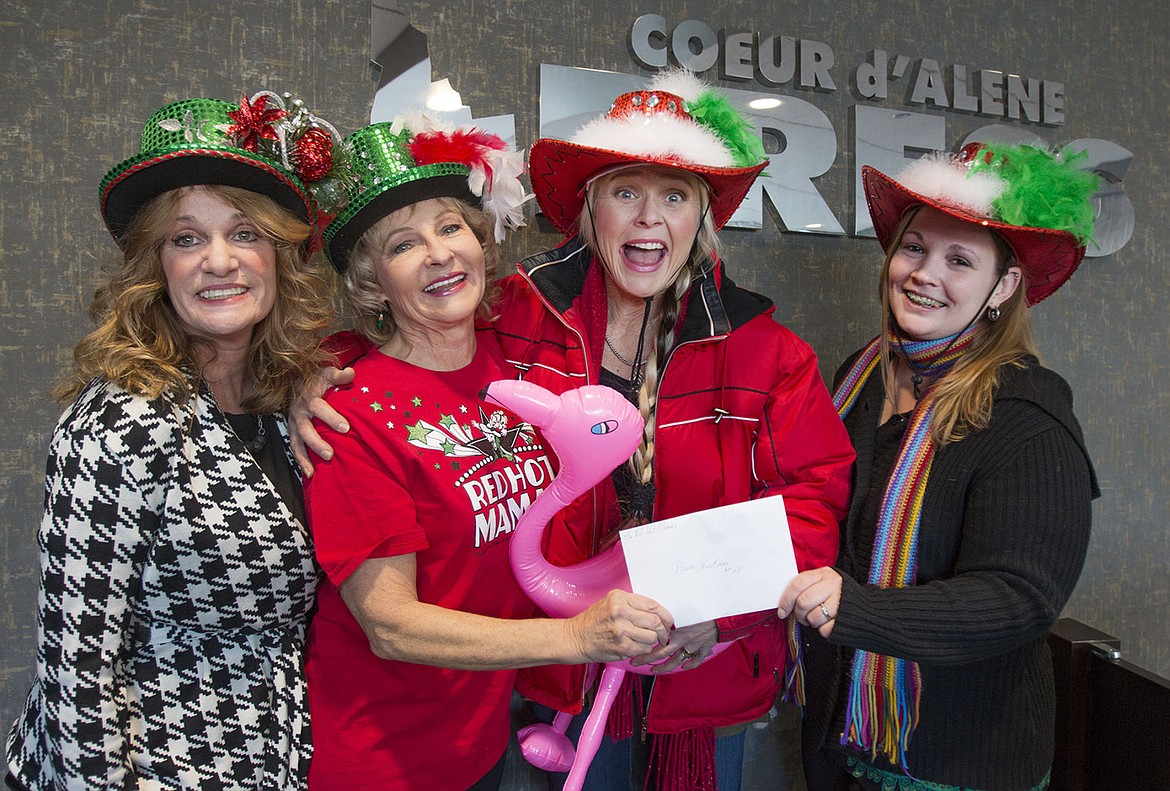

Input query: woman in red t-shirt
[302,117,675,791]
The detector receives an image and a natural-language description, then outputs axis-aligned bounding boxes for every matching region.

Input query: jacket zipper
[521,268,605,557]
[641,330,735,738]
[657,275,730,395]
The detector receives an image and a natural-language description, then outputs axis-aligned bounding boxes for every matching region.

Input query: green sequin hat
[100,91,344,245]
[323,112,530,272]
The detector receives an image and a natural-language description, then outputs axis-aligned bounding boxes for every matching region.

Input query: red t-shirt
[305,336,547,789]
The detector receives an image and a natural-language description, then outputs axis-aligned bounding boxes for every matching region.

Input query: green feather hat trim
[685,89,767,169]
[969,142,1098,246]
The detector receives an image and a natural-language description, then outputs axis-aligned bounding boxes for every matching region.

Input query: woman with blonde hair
[779,142,1100,791]
[302,116,676,791]
[495,71,854,791]
[6,91,339,790]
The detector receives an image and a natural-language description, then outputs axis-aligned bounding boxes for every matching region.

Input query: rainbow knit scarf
[831,324,982,771]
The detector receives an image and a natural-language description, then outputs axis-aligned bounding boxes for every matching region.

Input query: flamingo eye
[591,420,620,435]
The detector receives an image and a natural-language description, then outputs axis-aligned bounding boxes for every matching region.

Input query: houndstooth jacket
[6,378,319,790]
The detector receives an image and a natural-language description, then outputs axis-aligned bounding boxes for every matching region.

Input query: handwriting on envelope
[618,496,797,627]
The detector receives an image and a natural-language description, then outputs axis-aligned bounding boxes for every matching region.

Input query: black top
[598,366,655,523]
[802,356,1097,791]
[226,412,306,527]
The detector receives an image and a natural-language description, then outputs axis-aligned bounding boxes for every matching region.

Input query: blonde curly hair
[338,196,502,347]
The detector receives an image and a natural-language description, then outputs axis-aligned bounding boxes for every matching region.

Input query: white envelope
[619,496,797,627]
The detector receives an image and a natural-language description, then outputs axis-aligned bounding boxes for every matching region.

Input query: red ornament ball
[294,128,334,182]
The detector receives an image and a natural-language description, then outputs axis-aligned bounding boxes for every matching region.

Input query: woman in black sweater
[778,142,1100,791]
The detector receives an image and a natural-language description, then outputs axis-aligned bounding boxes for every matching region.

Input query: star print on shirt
[403,406,534,466]
[406,422,432,443]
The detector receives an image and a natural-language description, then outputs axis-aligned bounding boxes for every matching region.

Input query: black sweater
[802,356,1098,791]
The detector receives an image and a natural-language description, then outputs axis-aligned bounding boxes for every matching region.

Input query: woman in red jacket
[493,70,853,791]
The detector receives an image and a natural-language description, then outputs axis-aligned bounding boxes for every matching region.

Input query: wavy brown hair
[339,196,502,347]
[57,185,333,413]
[878,205,1037,445]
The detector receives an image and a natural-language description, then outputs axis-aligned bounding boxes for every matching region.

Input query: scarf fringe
[842,650,921,772]
[604,672,644,741]
[645,728,717,791]
[780,614,805,707]
[603,676,717,790]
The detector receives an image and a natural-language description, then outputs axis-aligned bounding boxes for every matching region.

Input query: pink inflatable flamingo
[482,379,730,790]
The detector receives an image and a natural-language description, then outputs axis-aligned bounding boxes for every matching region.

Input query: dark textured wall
[2,0,1167,746]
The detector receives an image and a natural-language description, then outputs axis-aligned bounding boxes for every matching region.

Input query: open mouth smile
[423,273,467,294]
[198,286,248,301]
[905,291,945,309]
[622,241,667,268]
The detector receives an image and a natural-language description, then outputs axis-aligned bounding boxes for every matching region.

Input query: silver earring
[986,305,1001,322]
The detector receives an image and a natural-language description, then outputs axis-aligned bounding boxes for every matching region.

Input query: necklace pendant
[249,415,268,453]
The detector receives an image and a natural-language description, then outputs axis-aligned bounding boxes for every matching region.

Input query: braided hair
[578,166,720,517]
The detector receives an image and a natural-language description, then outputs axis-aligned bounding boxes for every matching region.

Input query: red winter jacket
[496,237,854,733]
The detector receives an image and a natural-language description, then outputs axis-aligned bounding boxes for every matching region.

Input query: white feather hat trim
[570,113,735,169]
[648,68,707,103]
[896,152,1007,218]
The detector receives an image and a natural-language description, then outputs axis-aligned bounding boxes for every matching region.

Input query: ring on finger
[819,602,835,623]
[681,647,699,660]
